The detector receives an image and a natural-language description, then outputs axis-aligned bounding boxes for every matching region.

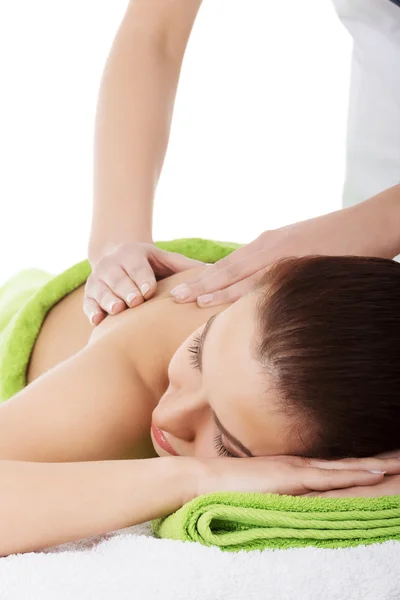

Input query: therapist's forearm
[285,184,400,259]
[338,184,400,258]
[88,11,186,261]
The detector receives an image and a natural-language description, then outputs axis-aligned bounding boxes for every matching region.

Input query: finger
[196,270,266,307]
[86,277,127,315]
[303,456,400,476]
[170,247,265,302]
[300,467,385,493]
[100,263,150,307]
[148,248,205,280]
[373,450,400,459]
[155,249,206,275]
[83,296,106,326]
[112,263,157,304]
[304,488,371,498]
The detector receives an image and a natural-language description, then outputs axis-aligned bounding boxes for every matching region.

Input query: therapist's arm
[88,0,203,261]
[284,183,400,259]
[170,183,400,307]
[332,183,400,257]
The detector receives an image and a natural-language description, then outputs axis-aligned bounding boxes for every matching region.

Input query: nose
[152,388,208,443]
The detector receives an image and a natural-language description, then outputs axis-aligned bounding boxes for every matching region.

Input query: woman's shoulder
[88,266,220,398]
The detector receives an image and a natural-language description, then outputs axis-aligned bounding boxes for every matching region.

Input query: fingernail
[197,294,213,305]
[90,313,98,325]
[127,292,137,305]
[140,283,151,297]
[170,284,190,300]
[108,301,118,313]
[369,470,386,474]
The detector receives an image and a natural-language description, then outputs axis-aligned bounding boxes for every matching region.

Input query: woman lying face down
[152,255,400,461]
[3,254,400,556]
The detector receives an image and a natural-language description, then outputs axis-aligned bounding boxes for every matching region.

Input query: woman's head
[151,255,400,460]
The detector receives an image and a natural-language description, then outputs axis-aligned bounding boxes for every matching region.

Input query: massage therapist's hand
[169,186,400,307]
[169,225,328,307]
[85,241,205,326]
[192,455,400,498]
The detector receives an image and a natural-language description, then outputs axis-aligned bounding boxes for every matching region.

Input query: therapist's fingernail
[127,292,138,305]
[369,470,386,474]
[108,301,118,313]
[170,284,190,300]
[140,283,151,297]
[197,294,213,305]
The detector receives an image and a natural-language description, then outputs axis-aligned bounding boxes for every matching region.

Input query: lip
[151,424,179,456]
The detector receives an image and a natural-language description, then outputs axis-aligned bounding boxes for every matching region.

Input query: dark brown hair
[254,255,400,459]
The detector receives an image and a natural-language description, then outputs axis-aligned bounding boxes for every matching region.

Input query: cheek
[167,341,190,385]
[194,426,219,458]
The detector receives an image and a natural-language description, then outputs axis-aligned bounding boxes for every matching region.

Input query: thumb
[157,249,207,273]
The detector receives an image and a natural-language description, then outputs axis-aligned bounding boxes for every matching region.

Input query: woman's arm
[0,456,195,556]
[89,0,203,260]
[2,453,398,556]
[0,327,157,463]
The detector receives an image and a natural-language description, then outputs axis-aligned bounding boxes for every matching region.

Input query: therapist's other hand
[169,227,301,307]
[85,242,205,325]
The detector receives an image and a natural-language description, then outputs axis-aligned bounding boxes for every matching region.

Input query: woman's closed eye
[187,334,238,459]
[213,430,237,458]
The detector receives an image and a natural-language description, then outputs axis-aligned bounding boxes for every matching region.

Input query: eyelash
[187,333,202,370]
[187,335,236,459]
[213,431,236,459]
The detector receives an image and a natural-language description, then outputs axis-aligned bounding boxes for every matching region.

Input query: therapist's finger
[170,244,264,302]
[195,269,267,307]
[83,297,106,326]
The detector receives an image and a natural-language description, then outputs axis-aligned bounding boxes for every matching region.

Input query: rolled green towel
[152,491,400,552]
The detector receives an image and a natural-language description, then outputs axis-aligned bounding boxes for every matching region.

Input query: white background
[0,0,352,282]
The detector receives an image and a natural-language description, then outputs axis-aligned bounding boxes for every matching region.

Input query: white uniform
[333,0,400,207]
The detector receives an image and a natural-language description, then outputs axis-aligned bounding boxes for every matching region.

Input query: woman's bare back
[27,265,227,385]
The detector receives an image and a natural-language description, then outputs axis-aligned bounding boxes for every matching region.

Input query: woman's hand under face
[190,455,400,501]
[302,450,400,498]
[302,473,400,498]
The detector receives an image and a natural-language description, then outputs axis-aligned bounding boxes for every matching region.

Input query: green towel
[0,237,241,402]
[152,491,400,552]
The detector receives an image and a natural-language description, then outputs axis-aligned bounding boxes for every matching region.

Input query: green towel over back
[1,235,399,553]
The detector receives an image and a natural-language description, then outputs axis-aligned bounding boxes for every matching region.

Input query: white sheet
[1,522,399,600]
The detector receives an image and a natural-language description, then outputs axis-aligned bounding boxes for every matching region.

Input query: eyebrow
[199,313,254,458]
